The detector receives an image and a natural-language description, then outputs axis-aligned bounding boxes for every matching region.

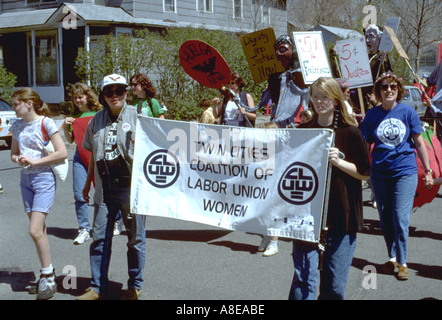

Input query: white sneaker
[36,271,57,300]
[258,236,270,252]
[74,229,90,245]
[371,192,377,209]
[113,219,123,236]
[263,245,279,257]
[0,184,3,194]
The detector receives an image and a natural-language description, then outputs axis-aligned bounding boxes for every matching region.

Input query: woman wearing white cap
[78,74,146,300]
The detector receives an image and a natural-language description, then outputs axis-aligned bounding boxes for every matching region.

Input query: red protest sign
[179,40,231,89]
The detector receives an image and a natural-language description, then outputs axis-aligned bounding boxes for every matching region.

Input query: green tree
[74,27,267,121]
[0,65,17,103]
[75,33,157,95]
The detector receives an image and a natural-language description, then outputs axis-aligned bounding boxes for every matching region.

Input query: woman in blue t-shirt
[360,72,434,281]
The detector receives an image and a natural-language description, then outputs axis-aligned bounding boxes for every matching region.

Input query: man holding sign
[267,35,309,128]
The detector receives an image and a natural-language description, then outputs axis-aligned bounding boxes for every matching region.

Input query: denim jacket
[82,103,137,204]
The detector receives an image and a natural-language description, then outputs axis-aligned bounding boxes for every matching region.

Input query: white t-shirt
[223,100,244,126]
[10,116,58,174]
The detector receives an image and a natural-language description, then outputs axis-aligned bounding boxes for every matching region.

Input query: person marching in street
[299,109,313,125]
[10,88,68,300]
[360,72,434,281]
[130,73,165,119]
[257,121,280,257]
[267,34,310,128]
[334,78,355,121]
[289,78,371,300]
[111,73,162,236]
[199,98,217,124]
[77,74,146,300]
[64,82,102,245]
[213,72,256,127]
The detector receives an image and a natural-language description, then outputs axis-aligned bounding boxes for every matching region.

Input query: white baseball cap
[101,74,128,91]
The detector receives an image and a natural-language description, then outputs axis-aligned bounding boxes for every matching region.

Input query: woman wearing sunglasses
[214,72,256,127]
[360,72,433,281]
[78,74,146,300]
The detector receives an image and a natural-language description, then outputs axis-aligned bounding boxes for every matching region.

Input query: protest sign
[378,17,401,52]
[335,37,373,89]
[131,116,334,243]
[179,40,231,89]
[384,25,409,60]
[239,28,284,83]
[293,31,332,84]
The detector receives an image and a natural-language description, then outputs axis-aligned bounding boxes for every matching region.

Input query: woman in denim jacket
[78,74,146,300]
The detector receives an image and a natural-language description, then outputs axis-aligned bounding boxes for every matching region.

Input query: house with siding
[0,0,287,103]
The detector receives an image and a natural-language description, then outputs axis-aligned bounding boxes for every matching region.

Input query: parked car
[0,98,18,148]
[402,86,426,116]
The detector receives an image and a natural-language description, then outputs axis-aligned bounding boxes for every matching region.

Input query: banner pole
[318,108,339,270]
[358,88,366,115]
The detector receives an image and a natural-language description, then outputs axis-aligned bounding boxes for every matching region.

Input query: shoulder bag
[41,117,69,182]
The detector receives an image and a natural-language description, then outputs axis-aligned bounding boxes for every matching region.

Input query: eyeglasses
[310,95,333,103]
[380,84,398,91]
[130,82,139,87]
[103,87,126,98]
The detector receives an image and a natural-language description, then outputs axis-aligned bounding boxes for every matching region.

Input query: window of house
[261,4,270,25]
[233,0,242,18]
[27,0,57,5]
[164,0,176,12]
[197,0,213,12]
[28,32,59,85]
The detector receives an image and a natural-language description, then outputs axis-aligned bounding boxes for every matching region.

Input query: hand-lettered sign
[335,37,373,88]
[179,40,231,89]
[378,17,401,52]
[293,31,332,84]
[239,28,285,83]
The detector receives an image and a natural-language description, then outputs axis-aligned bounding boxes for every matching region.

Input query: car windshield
[0,100,13,111]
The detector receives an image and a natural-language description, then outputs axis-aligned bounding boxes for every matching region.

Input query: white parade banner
[131,116,334,243]
[293,31,332,84]
[335,37,373,89]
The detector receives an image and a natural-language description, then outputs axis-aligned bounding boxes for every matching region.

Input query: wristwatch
[425,169,433,174]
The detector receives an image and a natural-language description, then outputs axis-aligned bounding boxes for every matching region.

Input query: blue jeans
[89,182,146,294]
[289,233,357,300]
[73,149,91,231]
[370,174,417,265]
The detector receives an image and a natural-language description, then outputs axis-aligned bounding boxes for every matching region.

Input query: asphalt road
[0,121,441,304]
